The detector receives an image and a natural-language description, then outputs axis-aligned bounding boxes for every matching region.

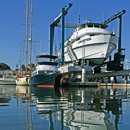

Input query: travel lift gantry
[49,3,72,63]
[49,3,82,63]
[101,9,126,72]
[49,3,126,72]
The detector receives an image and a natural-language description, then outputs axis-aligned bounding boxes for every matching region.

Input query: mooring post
[114,76,117,83]
[108,77,110,83]
[101,77,104,83]
[82,67,86,82]
[124,75,128,84]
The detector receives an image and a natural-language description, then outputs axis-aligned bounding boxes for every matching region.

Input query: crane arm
[102,10,126,25]
[50,3,72,26]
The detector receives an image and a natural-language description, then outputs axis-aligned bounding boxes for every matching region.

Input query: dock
[62,81,99,87]
[58,63,130,87]
[86,70,130,84]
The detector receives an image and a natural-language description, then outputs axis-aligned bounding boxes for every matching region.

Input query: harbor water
[0,84,130,130]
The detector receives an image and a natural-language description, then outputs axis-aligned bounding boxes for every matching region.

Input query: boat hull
[16,77,30,86]
[64,34,118,66]
[0,79,16,85]
[30,73,62,88]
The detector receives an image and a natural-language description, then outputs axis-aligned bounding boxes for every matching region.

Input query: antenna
[101,0,104,22]
[113,27,115,35]
[77,3,81,25]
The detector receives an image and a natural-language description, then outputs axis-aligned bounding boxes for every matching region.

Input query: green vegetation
[16,63,35,71]
[0,63,11,70]
[0,62,35,71]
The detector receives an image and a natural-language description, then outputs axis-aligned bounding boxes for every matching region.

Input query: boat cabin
[32,54,59,76]
[74,22,108,32]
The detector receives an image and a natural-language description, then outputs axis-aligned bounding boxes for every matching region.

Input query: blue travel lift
[49,3,72,63]
[49,3,126,71]
[101,10,126,71]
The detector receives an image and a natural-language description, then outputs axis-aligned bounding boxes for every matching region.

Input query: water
[0,84,130,130]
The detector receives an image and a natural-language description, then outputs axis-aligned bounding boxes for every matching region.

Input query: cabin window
[88,25,93,27]
[48,71,55,73]
[33,72,37,76]
[76,37,80,41]
[74,28,78,32]
[81,25,85,28]
[101,25,105,29]
[90,34,95,36]
[78,27,83,31]
[90,33,103,36]
[37,70,55,74]
[38,70,45,74]
[94,25,100,28]
[72,40,74,43]
[6,76,14,79]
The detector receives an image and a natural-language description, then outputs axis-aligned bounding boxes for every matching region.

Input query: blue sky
[0,0,130,70]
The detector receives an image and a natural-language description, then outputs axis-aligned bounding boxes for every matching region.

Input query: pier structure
[86,70,130,84]
[58,62,130,85]
[58,62,92,81]
[58,63,100,87]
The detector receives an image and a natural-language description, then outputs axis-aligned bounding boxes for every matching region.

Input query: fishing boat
[30,54,62,88]
[0,75,16,85]
[16,73,31,86]
[58,21,118,66]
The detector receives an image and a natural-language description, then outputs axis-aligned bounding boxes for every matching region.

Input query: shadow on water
[31,85,61,99]
[1,84,130,130]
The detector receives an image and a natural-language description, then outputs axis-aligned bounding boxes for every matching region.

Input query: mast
[25,0,29,71]
[19,43,22,73]
[29,1,33,72]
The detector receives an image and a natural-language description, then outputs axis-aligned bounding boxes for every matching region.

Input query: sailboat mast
[25,0,29,71]
[19,43,22,72]
[30,2,33,71]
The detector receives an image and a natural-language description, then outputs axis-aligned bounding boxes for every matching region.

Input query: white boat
[0,75,16,85]
[16,74,30,86]
[58,21,118,66]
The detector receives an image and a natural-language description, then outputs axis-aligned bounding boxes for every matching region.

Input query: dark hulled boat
[30,54,62,88]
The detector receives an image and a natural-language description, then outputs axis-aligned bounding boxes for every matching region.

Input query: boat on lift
[58,20,118,66]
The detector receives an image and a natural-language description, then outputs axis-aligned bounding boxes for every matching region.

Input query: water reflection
[16,85,31,99]
[59,87,115,130]
[31,85,130,130]
[0,84,130,130]
[15,85,34,130]
[0,85,15,106]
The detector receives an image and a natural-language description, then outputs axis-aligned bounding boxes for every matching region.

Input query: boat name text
[78,38,91,44]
